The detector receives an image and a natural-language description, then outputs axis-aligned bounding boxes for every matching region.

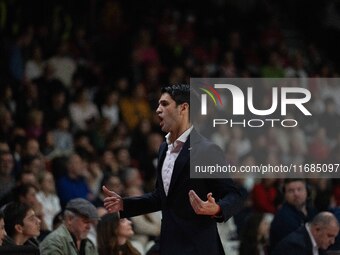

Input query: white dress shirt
[162,126,193,195]
[306,223,319,255]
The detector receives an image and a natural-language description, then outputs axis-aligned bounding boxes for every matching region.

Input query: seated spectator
[270,179,318,251]
[239,212,273,255]
[0,210,6,245]
[126,186,161,253]
[2,202,41,250]
[40,198,98,255]
[97,212,141,255]
[56,153,92,208]
[0,170,39,207]
[36,171,61,231]
[252,178,279,214]
[50,115,73,155]
[272,212,339,255]
[0,151,15,203]
[11,183,49,238]
[69,88,99,131]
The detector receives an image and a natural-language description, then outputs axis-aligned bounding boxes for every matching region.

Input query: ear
[15,224,23,234]
[180,102,189,113]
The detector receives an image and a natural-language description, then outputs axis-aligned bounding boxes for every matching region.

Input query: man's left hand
[189,190,221,216]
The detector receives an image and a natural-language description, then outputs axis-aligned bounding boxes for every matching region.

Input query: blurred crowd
[0,0,340,254]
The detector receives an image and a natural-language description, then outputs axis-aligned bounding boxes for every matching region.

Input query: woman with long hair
[97,212,140,255]
[239,213,272,255]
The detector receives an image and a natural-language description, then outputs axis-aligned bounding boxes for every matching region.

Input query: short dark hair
[12,183,38,201]
[283,178,306,193]
[161,84,190,106]
[3,202,31,238]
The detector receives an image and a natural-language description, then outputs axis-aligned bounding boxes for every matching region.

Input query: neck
[295,204,307,215]
[14,235,29,245]
[117,236,127,246]
[169,123,191,144]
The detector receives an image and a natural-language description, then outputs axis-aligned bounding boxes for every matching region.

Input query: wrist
[214,204,221,215]
[211,204,222,218]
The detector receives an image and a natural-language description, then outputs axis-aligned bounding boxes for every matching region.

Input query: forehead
[285,181,305,189]
[24,209,35,219]
[74,214,92,224]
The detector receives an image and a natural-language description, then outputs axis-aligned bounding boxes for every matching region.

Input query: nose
[156,105,161,114]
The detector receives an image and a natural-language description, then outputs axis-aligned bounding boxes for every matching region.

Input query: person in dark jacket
[272,211,339,255]
[103,84,245,255]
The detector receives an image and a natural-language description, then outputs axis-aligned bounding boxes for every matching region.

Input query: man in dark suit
[272,211,339,255]
[103,84,245,255]
[270,178,318,251]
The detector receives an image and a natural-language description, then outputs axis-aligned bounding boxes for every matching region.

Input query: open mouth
[159,116,164,126]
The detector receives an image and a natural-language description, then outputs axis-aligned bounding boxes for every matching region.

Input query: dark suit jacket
[121,129,245,255]
[271,226,326,255]
[270,202,317,251]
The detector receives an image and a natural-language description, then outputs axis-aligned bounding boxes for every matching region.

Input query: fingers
[189,190,218,216]
[102,186,123,212]
[102,185,118,197]
[207,192,215,203]
[189,190,202,206]
[189,190,204,214]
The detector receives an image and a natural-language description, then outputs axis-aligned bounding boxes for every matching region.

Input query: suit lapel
[157,142,168,197]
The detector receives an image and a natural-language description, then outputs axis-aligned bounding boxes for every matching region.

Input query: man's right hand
[102,186,123,213]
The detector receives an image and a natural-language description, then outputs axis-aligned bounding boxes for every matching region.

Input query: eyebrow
[158,99,169,104]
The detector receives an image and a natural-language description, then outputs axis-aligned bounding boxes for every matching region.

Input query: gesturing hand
[102,185,124,213]
[188,190,221,216]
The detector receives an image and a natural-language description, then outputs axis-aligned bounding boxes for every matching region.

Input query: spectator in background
[126,186,161,253]
[85,157,104,198]
[318,97,340,140]
[100,90,120,129]
[56,153,92,208]
[69,88,99,131]
[0,151,15,203]
[47,41,76,88]
[0,211,6,246]
[119,83,152,131]
[239,213,272,255]
[25,109,44,140]
[272,212,339,255]
[36,171,61,231]
[51,115,73,155]
[2,202,41,249]
[270,179,318,251]
[23,137,42,159]
[0,107,14,139]
[308,127,331,163]
[8,28,33,83]
[138,132,164,192]
[12,183,49,234]
[0,170,38,207]
[44,87,69,129]
[24,45,45,81]
[97,212,141,255]
[40,198,98,255]
[252,179,279,214]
